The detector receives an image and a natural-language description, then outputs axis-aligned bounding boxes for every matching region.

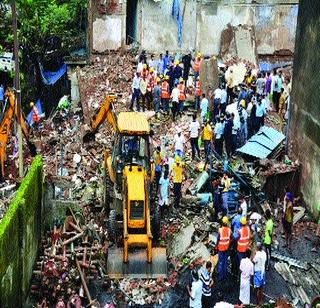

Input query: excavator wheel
[103,170,113,212]
[152,203,161,241]
[108,209,117,243]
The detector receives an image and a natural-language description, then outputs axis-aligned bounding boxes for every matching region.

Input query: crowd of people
[140,50,296,307]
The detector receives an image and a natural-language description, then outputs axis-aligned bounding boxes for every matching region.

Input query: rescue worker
[140,75,147,111]
[171,155,184,208]
[237,217,251,265]
[217,216,232,282]
[193,53,202,85]
[153,146,163,193]
[161,76,170,114]
[30,101,40,128]
[195,77,201,110]
[177,78,186,114]
[173,60,183,83]
[141,63,148,79]
[201,120,213,166]
[154,78,161,115]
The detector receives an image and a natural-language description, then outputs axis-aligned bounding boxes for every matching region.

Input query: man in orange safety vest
[161,76,170,114]
[177,78,186,115]
[217,216,232,282]
[237,216,251,263]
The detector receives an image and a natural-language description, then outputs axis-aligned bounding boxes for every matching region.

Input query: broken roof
[237,126,285,159]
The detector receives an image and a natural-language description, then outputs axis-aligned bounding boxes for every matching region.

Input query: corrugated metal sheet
[237,126,285,159]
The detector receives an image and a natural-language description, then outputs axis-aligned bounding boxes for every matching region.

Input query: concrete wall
[90,0,298,57]
[0,156,43,307]
[136,0,298,57]
[289,0,320,216]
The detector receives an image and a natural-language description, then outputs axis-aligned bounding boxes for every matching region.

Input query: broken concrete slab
[169,223,195,258]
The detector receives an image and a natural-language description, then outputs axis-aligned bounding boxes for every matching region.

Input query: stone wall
[289,0,320,216]
[90,0,299,58]
[0,156,43,307]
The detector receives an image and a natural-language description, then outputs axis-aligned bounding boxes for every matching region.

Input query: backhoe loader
[85,95,166,278]
[0,89,37,181]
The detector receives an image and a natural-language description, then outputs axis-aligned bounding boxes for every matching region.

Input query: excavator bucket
[107,247,167,279]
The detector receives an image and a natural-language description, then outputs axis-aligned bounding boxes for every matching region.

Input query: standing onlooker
[188,270,203,308]
[278,88,286,120]
[154,78,161,115]
[157,54,164,75]
[200,93,209,123]
[199,261,213,308]
[212,179,223,221]
[140,75,147,112]
[202,120,213,165]
[0,84,4,113]
[221,173,231,215]
[182,51,192,84]
[271,69,281,112]
[253,243,267,306]
[171,156,184,208]
[263,209,273,270]
[239,249,254,305]
[174,128,186,157]
[171,83,180,121]
[213,85,222,120]
[220,85,227,115]
[256,73,265,96]
[283,192,294,253]
[226,69,234,104]
[153,146,163,192]
[189,114,201,160]
[224,113,233,158]
[255,98,266,131]
[214,116,224,156]
[231,113,239,155]
[158,170,170,217]
[129,72,141,111]
[195,77,201,110]
[239,196,248,218]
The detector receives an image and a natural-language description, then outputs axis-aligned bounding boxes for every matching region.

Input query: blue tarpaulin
[172,0,182,48]
[39,63,67,85]
[259,61,292,72]
[27,99,43,126]
[237,126,285,159]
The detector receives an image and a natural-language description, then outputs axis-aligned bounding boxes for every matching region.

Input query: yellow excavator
[85,95,166,279]
[0,89,37,181]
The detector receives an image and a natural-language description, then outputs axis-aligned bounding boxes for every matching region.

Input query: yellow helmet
[222,216,229,224]
[179,77,184,82]
[175,156,182,163]
[240,99,246,108]
[143,64,147,69]
[160,74,163,79]
[156,77,161,83]
[240,217,247,225]
[197,76,200,80]
[150,68,154,73]
[165,75,169,80]
[175,60,180,65]
[30,102,34,107]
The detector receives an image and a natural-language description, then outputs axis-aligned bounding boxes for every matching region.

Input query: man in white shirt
[240,197,248,218]
[129,72,141,111]
[239,250,254,305]
[171,84,180,121]
[174,128,186,157]
[200,93,209,122]
[189,114,201,160]
[188,270,203,308]
[253,243,267,306]
[213,86,222,120]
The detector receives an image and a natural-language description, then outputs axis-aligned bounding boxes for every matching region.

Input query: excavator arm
[90,95,118,133]
[0,90,36,180]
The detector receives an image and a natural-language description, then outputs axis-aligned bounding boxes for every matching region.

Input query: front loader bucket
[107,247,167,279]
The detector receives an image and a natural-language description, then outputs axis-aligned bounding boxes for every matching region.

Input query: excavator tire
[108,209,117,243]
[103,170,113,211]
[152,203,161,241]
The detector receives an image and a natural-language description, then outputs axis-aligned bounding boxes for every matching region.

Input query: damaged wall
[0,156,43,307]
[289,0,320,216]
[90,0,298,58]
